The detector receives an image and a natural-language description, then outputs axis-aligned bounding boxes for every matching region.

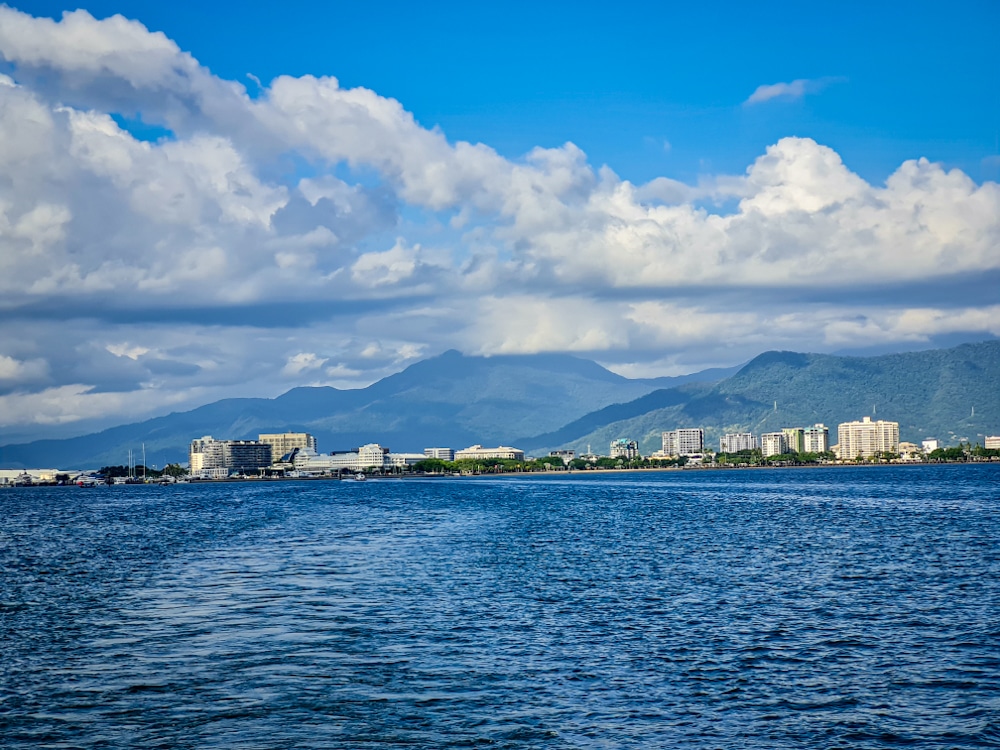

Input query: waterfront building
[423,447,455,461]
[837,417,900,460]
[922,438,940,453]
[662,428,704,457]
[610,439,640,460]
[803,424,830,454]
[985,436,1000,450]
[760,432,788,458]
[781,428,805,454]
[259,432,316,462]
[719,432,757,453]
[549,450,576,463]
[455,445,526,461]
[291,444,394,473]
[189,435,271,476]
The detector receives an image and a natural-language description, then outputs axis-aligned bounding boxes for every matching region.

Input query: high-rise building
[837,417,900,459]
[610,439,640,460]
[760,432,788,457]
[720,433,758,453]
[803,424,830,453]
[259,432,316,462]
[781,428,805,454]
[662,429,704,456]
[189,436,271,476]
[985,436,1000,450]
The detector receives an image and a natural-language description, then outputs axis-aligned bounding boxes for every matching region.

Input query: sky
[0,1,998,443]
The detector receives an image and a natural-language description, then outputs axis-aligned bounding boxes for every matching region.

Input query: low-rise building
[662,428,704,457]
[455,445,526,461]
[720,432,757,453]
[837,417,899,459]
[423,447,455,461]
[922,438,941,453]
[985,436,1000,450]
[549,450,575,463]
[189,435,272,477]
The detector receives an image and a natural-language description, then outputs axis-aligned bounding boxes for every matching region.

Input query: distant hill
[0,351,733,469]
[531,341,1000,455]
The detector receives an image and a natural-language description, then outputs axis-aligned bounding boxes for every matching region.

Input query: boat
[354,473,366,481]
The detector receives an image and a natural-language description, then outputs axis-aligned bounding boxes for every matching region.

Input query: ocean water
[1,464,998,748]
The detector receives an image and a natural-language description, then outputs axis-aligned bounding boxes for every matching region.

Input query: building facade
[719,432,757,453]
[189,436,271,476]
[423,447,455,461]
[803,424,830,454]
[610,439,640,460]
[662,428,704,457]
[454,445,526,461]
[259,432,316,462]
[781,428,805,454]
[985,436,1000,450]
[837,417,900,459]
[760,432,788,458]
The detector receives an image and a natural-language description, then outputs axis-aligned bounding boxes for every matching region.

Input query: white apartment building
[662,428,704,457]
[423,447,455,461]
[837,417,900,459]
[803,424,830,454]
[922,438,940,453]
[454,445,526,461]
[610,439,640,460]
[985,436,1000,450]
[259,432,316,462]
[720,432,757,453]
[760,432,788,458]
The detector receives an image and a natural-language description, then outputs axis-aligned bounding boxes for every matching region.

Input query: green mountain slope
[535,341,1000,455]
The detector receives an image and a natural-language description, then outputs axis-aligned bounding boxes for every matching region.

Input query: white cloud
[0,7,996,433]
[744,77,844,105]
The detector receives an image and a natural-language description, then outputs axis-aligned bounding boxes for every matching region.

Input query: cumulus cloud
[0,7,996,435]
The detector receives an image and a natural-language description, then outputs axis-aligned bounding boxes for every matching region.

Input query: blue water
[2,465,998,748]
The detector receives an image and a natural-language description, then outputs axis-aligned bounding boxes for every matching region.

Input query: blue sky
[0,1,998,440]
[20,0,1000,184]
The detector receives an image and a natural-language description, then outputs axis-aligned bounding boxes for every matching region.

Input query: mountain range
[1,341,997,469]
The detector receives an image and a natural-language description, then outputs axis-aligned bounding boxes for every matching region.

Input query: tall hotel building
[837,417,900,459]
[259,432,317,462]
[720,433,758,453]
[803,424,830,453]
[760,432,788,458]
[662,428,704,456]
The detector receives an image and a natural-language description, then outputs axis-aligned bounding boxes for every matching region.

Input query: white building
[455,445,526,461]
[720,432,757,453]
[803,424,830,454]
[662,428,704,457]
[423,447,455,461]
[922,438,941,453]
[291,444,417,473]
[610,439,640,460]
[760,432,788,458]
[259,432,316,462]
[837,417,900,459]
[985,436,1000,450]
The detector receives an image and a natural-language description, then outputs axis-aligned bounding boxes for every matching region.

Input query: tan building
[259,432,317,462]
[986,436,1000,450]
[455,445,526,461]
[837,417,900,459]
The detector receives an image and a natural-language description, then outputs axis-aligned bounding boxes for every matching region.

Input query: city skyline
[1,2,998,443]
